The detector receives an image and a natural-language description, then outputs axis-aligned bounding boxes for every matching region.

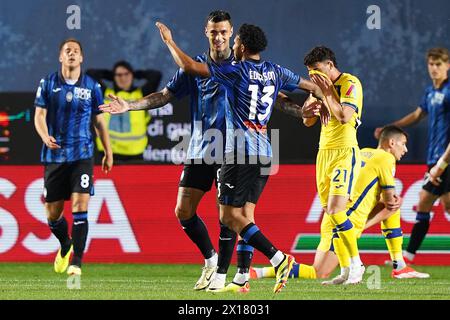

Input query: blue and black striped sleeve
[34,78,48,108]
[91,82,104,115]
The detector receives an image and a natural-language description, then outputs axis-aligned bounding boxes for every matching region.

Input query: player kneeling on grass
[251,126,430,282]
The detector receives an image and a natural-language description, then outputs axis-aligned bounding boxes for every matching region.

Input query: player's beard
[215,47,231,61]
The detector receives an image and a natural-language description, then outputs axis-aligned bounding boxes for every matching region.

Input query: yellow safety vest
[96,87,150,156]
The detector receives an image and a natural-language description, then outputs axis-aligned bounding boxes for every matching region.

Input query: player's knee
[219,212,240,232]
[72,205,88,213]
[175,205,193,220]
[46,211,62,222]
[326,208,340,215]
[219,214,232,229]
[45,204,62,221]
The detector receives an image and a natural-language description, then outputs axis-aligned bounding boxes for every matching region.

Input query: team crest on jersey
[431,92,445,106]
[74,87,92,101]
[66,91,73,102]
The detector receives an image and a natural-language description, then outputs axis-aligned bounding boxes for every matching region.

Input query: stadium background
[0,0,449,265]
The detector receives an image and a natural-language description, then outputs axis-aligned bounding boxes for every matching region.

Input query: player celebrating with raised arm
[251,126,430,281]
[155,20,326,293]
[100,12,320,293]
[302,46,364,284]
[102,11,239,291]
[34,38,113,276]
[374,48,450,263]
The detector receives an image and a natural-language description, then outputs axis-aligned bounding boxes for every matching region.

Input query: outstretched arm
[156,22,210,77]
[374,107,426,139]
[273,92,302,119]
[99,88,174,114]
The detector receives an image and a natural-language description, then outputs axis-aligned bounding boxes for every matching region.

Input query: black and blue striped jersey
[166,52,232,162]
[34,71,103,163]
[419,78,450,165]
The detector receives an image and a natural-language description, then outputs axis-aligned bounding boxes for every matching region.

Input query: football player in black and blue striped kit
[100,12,312,292]
[34,38,113,276]
[156,21,325,293]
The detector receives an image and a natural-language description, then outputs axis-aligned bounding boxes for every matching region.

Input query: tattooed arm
[273,92,302,119]
[99,88,174,114]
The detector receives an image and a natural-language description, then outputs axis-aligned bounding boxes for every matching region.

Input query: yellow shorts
[316,147,361,208]
[317,212,365,252]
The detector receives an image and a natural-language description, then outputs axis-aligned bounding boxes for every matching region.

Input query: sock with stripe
[180,214,216,261]
[332,232,351,268]
[217,222,237,274]
[48,216,71,257]
[262,266,276,278]
[236,240,254,274]
[298,264,317,279]
[329,211,360,262]
[71,211,88,267]
[383,227,406,270]
[406,212,430,255]
[239,223,279,264]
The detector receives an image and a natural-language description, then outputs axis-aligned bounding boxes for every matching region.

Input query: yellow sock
[385,236,403,261]
[263,266,276,278]
[382,210,403,261]
[299,264,317,279]
[329,211,359,258]
[333,236,350,268]
[382,226,403,262]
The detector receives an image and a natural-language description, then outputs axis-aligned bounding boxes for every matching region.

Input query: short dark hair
[426,47,449,62]
[113,60,134,75]
[206,10,232,26]
[379,125,408,142]
[303,46,337,68]
[59,38,83,53]
[237,24,267,55]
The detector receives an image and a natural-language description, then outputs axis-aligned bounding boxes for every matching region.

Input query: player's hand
[102,152,113,174]
[301,98,321,118]
[310,74,334,97]
[155,22,173,43]
[99,94,130,114]
[386,194,402,211]
[43,136,61,149]
[319,103,331,126]
[428,166,444,186]
[374,127,384,139]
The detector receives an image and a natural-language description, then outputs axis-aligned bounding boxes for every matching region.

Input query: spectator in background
[87,61,162,161]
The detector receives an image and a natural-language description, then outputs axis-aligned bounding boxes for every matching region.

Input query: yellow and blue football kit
[318,148,398,252]
[253,149,406,280]
[314,72,363,267]
[316,72,364,207]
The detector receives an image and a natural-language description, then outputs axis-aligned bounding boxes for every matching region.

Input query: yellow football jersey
[319,73,363,149]
[346,148,396,230]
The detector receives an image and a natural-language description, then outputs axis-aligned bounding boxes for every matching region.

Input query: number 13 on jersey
[248,85,275,122]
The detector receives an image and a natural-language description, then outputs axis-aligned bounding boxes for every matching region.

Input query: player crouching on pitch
[250,126,430,282]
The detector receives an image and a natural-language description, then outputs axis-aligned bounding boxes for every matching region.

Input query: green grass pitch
[0,263,449,300]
